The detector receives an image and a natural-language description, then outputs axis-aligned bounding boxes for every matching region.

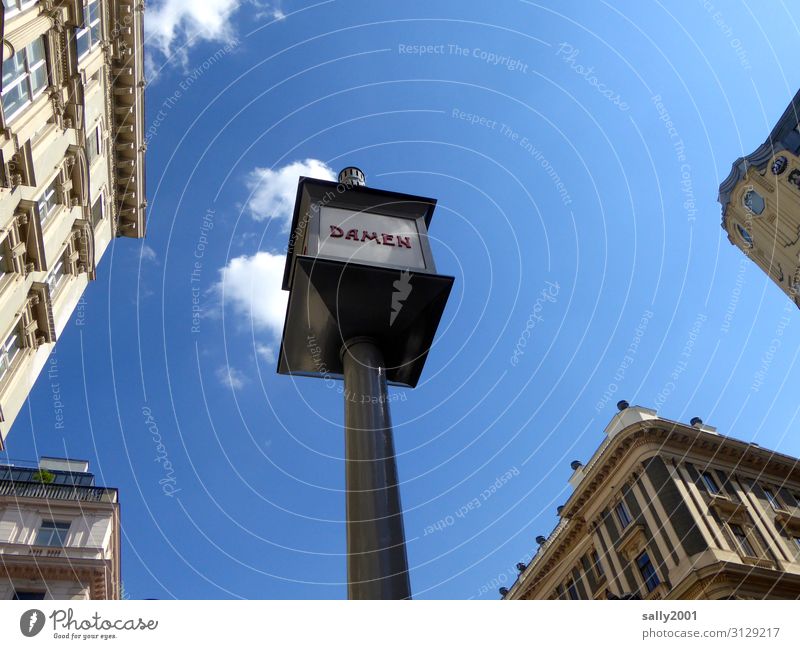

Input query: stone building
[503,404,800,600]
[0,0,145,443]
[719,89,800,307]
[0,456,120,599]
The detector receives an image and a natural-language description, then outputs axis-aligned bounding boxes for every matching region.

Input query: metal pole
[341,336,411,599]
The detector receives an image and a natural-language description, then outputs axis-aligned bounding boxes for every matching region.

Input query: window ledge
[616,523,647,561]
[708,493,745,518]
[775,508,800,535]
[741,556,775,570]
[644,582,670,600]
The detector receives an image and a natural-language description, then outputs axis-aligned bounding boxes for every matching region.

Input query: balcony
[0,541,105,561]
[774,506,800,535]
[0,479,117,503]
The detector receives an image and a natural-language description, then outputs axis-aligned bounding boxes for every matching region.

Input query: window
[591,550,604,579]
[702,471,720,495]
[743,190,765,215]
[45,259,65,297]
[1,0,37,19]
[636,551,660,593]
[566,579,579,600]
[1,37,48,121]
[763,487,781,510]
[12,590,45,600]
[91,193,104,227]
[736,224,754,248]
[76,0,102,60]
[86,123,102,164]
[729,523,756,557]
[615,501,632,529]
[36,177,60,228]
[0,322,22,384]
[0,237,11,276]
[793,537,800,553]
[35,520,70,547]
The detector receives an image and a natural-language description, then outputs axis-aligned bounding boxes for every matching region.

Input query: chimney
[338,167,365,187]
[569,459,586,490]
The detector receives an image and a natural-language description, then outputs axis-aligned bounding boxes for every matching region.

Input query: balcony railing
[0,479,117,503]
[0,541,106,561]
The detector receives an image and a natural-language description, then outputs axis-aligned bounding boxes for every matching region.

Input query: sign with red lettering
[318,206,428,270]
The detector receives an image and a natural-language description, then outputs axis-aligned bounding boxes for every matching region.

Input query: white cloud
[140,244,158,262]
[245,159,335,229]
[216,251,288,337]
[146,0,242,59]
[255,344,276,362]
[216,365,248,390]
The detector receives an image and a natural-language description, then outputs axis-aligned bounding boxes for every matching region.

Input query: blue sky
[5,0,800,599]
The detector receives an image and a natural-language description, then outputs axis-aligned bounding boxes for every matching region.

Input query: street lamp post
[342,337,410,599]
[278,167,453,599]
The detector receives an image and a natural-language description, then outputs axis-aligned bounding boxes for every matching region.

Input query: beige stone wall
[725,149,800,306]
[0,0,144,444]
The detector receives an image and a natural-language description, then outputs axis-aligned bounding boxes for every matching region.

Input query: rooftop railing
[0,479,117,503]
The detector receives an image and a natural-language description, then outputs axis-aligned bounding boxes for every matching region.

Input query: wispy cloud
[216,365,248,390]
[140,244,158,262]
[255,344,276,363]
[245,159,335,229]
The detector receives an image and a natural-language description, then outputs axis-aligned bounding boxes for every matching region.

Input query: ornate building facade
[0,0,145,444]
[0,456,120,599]
[503,404,800,600]
[719,89,800,307]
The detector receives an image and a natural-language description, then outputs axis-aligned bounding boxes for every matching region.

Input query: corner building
[0,0,145,444]
[719,89,800,308]
[0,457,120,599]
[504,405,800,600]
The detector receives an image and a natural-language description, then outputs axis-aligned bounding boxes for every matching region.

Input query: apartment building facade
[0,0,145,444]
[0,456,120,599]
[718,89,800,308]
[503,404,800,600]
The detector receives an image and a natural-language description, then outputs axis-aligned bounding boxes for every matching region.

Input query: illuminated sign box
[278,175,453,387]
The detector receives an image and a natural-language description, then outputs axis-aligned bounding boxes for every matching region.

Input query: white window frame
[36,175,61,229]
[615,501,632,529]
[45,258,66,297]
[0,319,23,385]
[86,121,103,164]
[35,520,71,547]
[702,471,720,495]
[76,0,102,61]
[2,0,38,19]
[0,235,11,276]
[763,487,781,511]
[1,37,48,123]
[91,190,105,227]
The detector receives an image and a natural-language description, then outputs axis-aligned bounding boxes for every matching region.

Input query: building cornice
[106,0,145,238]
